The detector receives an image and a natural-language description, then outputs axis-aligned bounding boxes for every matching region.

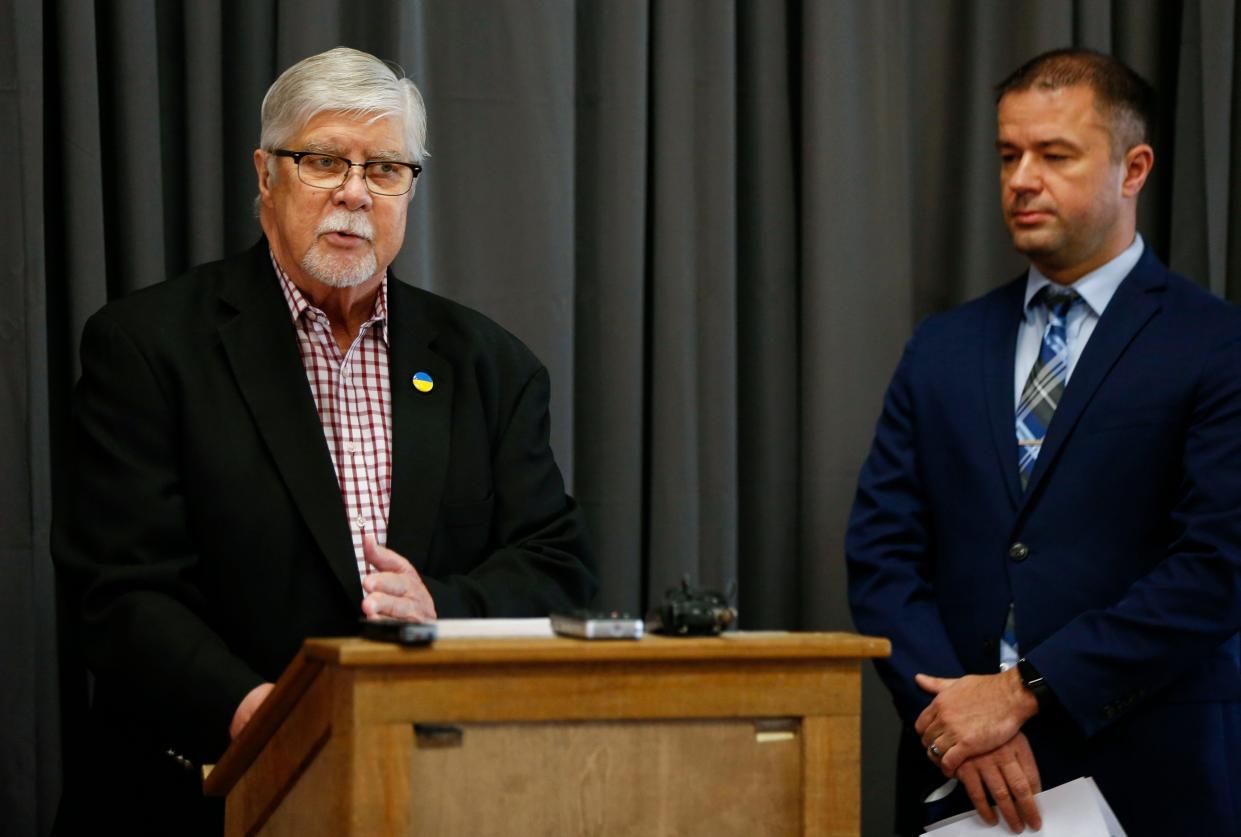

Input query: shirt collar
[1023,233,1145,319]
[270,250,389,345]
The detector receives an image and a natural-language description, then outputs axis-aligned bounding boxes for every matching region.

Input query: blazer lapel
[384,279,454,571]
[215,244,362,601]
[1019,251,1166,506]
[983,278,1028,509]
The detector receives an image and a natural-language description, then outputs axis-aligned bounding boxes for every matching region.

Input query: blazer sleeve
[846,327,969,724]
[52,311,264,761]
[1027,333,1241,737]
[419,364,597,617]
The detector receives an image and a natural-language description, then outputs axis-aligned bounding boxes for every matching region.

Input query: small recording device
[646,578,738,636]
[550,610,644,640]
[359,618,437,647]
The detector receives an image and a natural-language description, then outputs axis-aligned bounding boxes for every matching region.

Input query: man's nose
[334,165,373,210]
[1007,154,1041,193]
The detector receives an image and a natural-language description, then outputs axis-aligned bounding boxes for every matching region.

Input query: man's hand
[955,732,1043,833]
[360,534,437,622]
[230,682,274,740]
[915,668,1038,773]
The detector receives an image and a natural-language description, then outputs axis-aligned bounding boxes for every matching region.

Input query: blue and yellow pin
[411,371,434,393]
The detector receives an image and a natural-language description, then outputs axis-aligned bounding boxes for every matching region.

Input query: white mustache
[316,210,373,241]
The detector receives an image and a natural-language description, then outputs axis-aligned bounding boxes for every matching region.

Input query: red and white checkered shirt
[273,254,392,580]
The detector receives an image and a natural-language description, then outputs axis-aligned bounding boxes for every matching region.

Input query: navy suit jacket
[52,241,596,834]
[847,249,1241,835]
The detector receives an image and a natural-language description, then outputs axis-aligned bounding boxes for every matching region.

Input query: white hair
[259,46,428,163]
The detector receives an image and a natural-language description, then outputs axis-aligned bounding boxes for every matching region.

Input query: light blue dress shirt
[1013,234,1145,408]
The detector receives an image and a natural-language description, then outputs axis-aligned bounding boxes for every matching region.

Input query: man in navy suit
[847,49,1241,835]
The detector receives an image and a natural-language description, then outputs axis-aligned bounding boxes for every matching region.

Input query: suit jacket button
[1008,542,1030,562]
[982,638,997,653]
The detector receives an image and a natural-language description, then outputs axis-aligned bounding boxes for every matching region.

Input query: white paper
[432,617,555,639]
[923,777,1126,836]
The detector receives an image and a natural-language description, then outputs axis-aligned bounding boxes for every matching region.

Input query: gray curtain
[7,1,1240,835]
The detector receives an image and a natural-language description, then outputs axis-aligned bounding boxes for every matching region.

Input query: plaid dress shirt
[273,254,392,579]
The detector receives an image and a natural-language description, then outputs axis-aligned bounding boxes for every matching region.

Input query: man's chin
[1008,228,1063,260]
[302,249,378,289]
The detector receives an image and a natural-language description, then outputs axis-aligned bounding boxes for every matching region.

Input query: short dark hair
[995,48,1156,157]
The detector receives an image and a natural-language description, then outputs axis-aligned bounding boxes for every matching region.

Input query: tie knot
[1039,287,1081,318]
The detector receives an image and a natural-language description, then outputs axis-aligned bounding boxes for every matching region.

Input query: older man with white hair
[53,47,596,834]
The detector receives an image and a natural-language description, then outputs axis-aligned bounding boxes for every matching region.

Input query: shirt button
[344,441,360,455]
[1008,542,1030,562]
[354,515,368,530]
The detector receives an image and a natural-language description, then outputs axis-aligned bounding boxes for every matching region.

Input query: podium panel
[205,633,888,837]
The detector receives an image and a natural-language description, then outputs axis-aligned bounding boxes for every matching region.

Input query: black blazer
[52,241,596,831]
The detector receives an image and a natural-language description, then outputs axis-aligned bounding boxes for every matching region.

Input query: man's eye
[307,155,341,170]
[371,163,396,175]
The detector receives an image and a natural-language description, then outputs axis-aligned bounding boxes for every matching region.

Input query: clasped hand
[916,670,1043,832]
[360,534,437,622]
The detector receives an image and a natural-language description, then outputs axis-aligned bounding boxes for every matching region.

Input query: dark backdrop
[5,1,1239,834]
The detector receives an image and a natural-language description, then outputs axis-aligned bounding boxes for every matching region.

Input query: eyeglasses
[272,149,422,196]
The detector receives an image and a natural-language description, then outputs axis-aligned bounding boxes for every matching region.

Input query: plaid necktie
[1002,288,1080,670]
[1015,287,1081,490]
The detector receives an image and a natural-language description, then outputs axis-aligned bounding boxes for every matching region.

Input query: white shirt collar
[1023,234,1145,318]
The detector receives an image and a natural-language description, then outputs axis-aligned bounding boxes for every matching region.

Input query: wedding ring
[928,742,944,759]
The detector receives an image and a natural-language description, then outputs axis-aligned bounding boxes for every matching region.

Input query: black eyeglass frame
[272,149,423,196]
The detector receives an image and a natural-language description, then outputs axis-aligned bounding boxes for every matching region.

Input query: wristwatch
[1016,657,1051,710]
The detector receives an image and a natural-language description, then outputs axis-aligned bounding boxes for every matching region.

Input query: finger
[999,755,1041,831]
[957,764,996,827]
[1014,738,1042,796]
[360,593,385,619]
[916,708,948,743]
[923,729,952,756]
[979,760,1022,833]
[363,534,413,573]
[930,743,954,778]
[940,738,970,774]
[362,591,425,621]
[915,673,952,695]
[940,743,960,774]
[920,718,952,754]
[362,572,415,597]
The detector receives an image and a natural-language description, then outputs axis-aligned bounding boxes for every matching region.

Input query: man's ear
[1121,143,1154,198]
[253,149,273,204]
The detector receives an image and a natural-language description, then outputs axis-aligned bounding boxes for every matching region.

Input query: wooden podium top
[303,630,890,667]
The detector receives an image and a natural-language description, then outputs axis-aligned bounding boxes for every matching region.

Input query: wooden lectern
[204,632,889,836]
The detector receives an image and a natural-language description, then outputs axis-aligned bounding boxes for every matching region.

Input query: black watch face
[1018,658,1042,687]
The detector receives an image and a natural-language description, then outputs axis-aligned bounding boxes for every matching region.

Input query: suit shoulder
[1159,270,1241,334]
[908,278,1022,344]
[84,249,256,334]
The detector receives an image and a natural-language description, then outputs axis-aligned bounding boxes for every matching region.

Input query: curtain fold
[9,1,1239,834]
[736,1,801,627]
[573,0,649,611]
[6,1,57,835]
